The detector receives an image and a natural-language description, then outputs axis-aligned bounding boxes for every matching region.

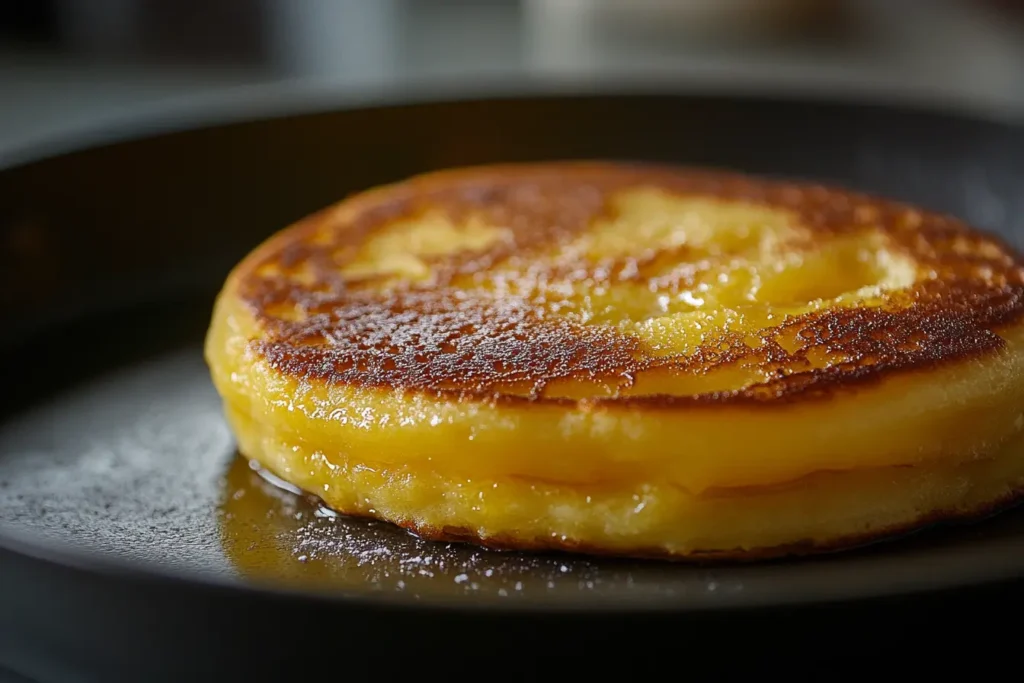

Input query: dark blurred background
[1,0,1022,154]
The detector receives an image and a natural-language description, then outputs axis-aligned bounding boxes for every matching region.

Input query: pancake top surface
[230,162,1024,405]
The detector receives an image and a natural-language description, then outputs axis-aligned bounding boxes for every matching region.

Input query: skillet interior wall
[1,93,1022,348]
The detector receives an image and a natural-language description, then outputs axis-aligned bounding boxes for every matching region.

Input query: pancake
[205,162,1024,560]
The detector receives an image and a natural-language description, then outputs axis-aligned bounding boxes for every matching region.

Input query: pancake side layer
[226,403,1024,560]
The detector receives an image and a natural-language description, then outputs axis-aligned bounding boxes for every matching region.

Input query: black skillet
[1,87,1023,681]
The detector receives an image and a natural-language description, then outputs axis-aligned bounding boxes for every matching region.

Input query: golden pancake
[205,162,1024,560]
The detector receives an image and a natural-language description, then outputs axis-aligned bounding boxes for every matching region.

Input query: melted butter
[341,211,511,281]
[574,191,800,259]
[218,453,632,599]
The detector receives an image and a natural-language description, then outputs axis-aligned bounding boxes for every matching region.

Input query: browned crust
[324,486,1024,564]
[229,162,1024,408]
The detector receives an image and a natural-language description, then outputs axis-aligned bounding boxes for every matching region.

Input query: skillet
[1,86,1023,681]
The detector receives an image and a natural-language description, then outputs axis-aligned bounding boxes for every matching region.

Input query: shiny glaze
[229,162,1024,406]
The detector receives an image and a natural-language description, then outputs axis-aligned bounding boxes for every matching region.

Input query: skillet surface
[1,91,1023,679]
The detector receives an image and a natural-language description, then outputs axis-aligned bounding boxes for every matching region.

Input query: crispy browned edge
[221,161,1024,408]
[295,483,1024,564]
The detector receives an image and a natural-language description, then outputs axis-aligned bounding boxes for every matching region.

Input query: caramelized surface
[233,163,1024,404]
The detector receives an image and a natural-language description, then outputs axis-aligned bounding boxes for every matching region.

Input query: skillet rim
[1,72,1022,171]
[1,82,1023,615]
